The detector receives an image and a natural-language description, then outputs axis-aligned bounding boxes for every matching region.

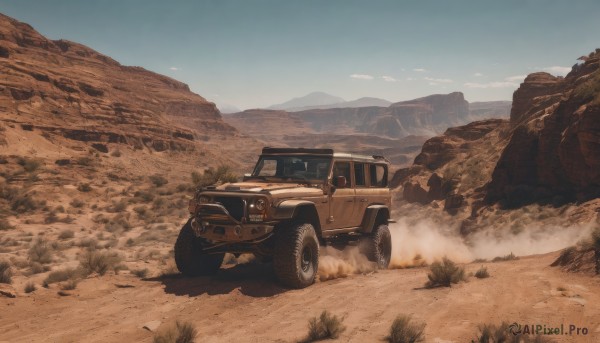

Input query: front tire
[174,220,224,276]
[273,222,319,289]
[361,224,392,269]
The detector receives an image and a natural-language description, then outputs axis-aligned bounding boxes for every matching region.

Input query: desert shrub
[176,183,190,192]
[79,249,121,276]
[0,218,14,230]
[0,261,12,284]
[58,229,75,240]
[472,258,487,263]
[70,199,85,208]
[28,239,53,264]
[191,165,238,188]
[110,150,122,157]
[133,205,147,216]
[28,262,46,274]
[474,266,489,279]
[107,200,127,213]
[425,257,465,288]
[134,190,155,203]
[305,310,346,342]
[17,157,41,172]
[149,174,169,187]
[76,157,93,166]
[44,211,59,224]
[60,279,78,290]
[1,184,41,213]
[386,315,426,343]
[24,281,36,293]
[492,252,519,262]
[77,183,92,192]
[43,268,80,286]
[77,237,99,249]
[131,268,149,278]
[153,321,197,343]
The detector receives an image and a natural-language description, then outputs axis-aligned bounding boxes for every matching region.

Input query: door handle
[346,199,353,202]
[360,199,368,202]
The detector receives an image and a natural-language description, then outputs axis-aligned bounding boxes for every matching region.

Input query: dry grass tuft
[474,266,489,279]
[79,249,121,276]
[153,321,197,343]
[24,281,36,293]
[303,310,346,342]
[28,239,53,264]
[425,257,465,288]
[0,261,12,284]
[386,314,426,343]
[492,252,519,262]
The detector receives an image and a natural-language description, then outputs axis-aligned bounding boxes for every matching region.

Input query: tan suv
[175,147,392,288]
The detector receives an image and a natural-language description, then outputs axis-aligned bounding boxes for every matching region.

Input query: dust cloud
[317,216,594,281]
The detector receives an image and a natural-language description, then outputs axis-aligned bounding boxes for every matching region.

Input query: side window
[369,164,387,187]
[354,163,365,187]
[332,162,351,182]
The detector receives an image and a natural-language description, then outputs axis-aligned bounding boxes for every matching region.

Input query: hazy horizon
[1,0,599,110]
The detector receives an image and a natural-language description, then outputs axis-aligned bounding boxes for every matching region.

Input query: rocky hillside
[393,49,600,233]
[0,13,259,170]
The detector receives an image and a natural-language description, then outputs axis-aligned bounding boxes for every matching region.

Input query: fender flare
[360,205,390,233]
[273,200,322,236]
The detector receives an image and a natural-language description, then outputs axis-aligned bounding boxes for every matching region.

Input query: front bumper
[191,203,274,242]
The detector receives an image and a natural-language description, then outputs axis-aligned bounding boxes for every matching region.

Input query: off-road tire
[273,222,319,289]
[361,224,392,269]
[175,220,224,276]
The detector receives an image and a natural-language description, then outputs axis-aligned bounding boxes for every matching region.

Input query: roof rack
[262,147,334,155]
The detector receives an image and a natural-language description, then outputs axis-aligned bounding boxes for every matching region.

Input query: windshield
[251,155,332,181]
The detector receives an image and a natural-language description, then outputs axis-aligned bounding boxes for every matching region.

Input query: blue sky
[1,0,599,110]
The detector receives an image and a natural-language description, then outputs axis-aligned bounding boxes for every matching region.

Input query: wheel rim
[301,246,313,272]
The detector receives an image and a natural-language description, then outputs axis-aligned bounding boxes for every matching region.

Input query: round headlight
[255,198,267,211]
[198,195,210,203]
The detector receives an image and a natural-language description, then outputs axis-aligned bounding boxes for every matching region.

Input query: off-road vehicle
[175,147,392,288]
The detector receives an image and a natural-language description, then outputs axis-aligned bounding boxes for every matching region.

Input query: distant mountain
[268,92,345,111]
[216,103,241,114]
[342,97,392,108]
[282,96,393,112]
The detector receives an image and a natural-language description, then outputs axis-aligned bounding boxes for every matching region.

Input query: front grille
[214,197,245,221]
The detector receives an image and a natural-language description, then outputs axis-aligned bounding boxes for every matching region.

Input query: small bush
[28,239,53,264]
[70,199,85,208]
[77,183,92,192]
[60,279,78,290]
[29,262,46,274]
[386,315,426,343]
[0,261,12,284]
[24,281,36,293]
[58,229,75,240]
[110,150,122,157]
[149,174,169,187]
[492,252,519,262]
[0,218,14,230]
[425,257,465,288]
[77,157,93,166]
[192,165,238,188]
[109,200,127,212]
[43,268,80,286]
[131,268,149,278]
[305,310,346,342]
[474,266,489,279]
[18,157,41,172]
[153,321,197,343]
[79,249,121,276]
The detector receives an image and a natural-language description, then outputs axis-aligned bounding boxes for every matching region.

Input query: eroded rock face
[0,13,236,152]
[487,51,600,206]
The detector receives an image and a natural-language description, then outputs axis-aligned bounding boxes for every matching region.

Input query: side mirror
[334,176,347,188]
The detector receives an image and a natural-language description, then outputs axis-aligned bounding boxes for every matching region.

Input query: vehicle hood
[214,182,323,195]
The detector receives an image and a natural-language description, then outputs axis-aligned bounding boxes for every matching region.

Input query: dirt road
[1,252,599,343]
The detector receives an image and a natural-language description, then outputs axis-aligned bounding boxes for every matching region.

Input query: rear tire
[273,222,319,289]
[175,220,224,276]
[361,224,392,269]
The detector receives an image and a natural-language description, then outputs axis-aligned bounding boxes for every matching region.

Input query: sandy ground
[1,252,599,343]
